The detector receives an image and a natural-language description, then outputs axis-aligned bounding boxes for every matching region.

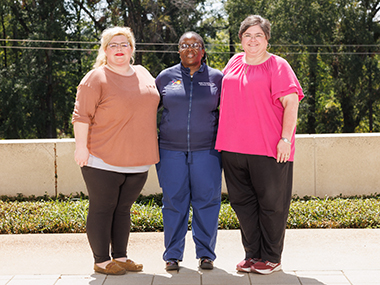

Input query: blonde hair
[93,26,136,69]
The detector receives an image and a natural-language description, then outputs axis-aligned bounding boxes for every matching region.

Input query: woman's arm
[73,122,90,167]
[277,93,299,163]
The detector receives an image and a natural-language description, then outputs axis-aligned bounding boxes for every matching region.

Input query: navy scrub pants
[221,151,293,264]
[156,148,222,261]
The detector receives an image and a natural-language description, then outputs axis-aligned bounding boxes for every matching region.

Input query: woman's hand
[277,93,299,163]
[73,122,90,167]
[277,139,291,163]
[75,146,89,167]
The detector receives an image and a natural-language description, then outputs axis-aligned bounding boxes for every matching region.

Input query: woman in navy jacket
[155,31,223,271]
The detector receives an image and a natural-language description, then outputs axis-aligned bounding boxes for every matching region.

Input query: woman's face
[178,34,204,70]
[241,25,268,57]
[104,35,133,67]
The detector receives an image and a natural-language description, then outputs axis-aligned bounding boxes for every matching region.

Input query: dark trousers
[81,166,148,264]
[221,151,293,263]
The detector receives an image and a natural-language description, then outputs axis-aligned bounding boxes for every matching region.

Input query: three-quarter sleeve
[72,71,102,125]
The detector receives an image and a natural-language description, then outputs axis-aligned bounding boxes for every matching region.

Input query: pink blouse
[215,53,304,161]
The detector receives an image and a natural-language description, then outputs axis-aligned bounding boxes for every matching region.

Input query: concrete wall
[1,134,380,198]
[293,133,380,197]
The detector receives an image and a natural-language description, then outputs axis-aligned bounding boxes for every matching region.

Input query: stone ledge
[1,134,380,198]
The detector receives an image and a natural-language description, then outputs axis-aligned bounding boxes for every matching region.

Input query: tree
[332,0,380,133]
[223,0,380,134]
[0,0,209,139]
[2,0,77,138]
[269,0,340,134]
[74,0,207,76]
[224,0,273,57]
[2,0,380,138]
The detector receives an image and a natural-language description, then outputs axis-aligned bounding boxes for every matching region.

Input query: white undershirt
[87,154,151,173]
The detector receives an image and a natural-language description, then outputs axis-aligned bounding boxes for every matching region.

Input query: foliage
[223,0,380,134]
[130,201,163,232]
[135,193,163,207]
[331,1,380,133]
[0,192,88,202]
[0,0,97,139]
[0,192,230,205]
[0,0,207,139]
[0,199,88,234]
[205,28,232,71]
[218,203,240,229]
[2,0,380,138]
[0,194,379,234]
[288,196,380,228]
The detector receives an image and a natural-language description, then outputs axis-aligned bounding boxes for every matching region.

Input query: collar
[180,62,206,76]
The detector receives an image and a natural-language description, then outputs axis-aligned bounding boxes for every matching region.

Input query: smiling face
[104,35,133,67]
[178,34,205,74]
[241,25,268,58]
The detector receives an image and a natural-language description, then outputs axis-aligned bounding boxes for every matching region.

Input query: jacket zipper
[187,75,193,163]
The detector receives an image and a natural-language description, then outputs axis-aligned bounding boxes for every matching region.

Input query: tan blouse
[72,65,160,167]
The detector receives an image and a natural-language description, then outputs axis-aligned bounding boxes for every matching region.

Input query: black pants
[221,151,293,263]
[81,166,148,264]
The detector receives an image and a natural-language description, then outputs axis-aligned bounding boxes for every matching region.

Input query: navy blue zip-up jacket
[155,62,223,152]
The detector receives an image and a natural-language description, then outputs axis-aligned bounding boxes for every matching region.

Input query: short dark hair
[238,15,271,41]
[178,31,207,64]
[179,31,205,48]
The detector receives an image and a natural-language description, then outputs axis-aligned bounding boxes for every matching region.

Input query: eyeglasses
[108,42,130,49]
[179,42,202,51]
[242,33,265,40]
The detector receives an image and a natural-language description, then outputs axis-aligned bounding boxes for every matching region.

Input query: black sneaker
[199,258,214,269]
[166,259,179,271]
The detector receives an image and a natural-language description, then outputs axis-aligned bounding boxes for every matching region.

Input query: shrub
[0,194,379,234]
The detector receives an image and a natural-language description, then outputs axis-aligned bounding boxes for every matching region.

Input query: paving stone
[152,272,201,284]
[55,274,105,285]
[296,271,350,284]
[343,270,380,285]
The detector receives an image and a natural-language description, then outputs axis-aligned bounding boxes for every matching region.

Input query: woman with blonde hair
[72,26,160,275]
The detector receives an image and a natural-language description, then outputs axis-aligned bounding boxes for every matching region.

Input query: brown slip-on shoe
[113,258,143,272]
[94,261,126,275]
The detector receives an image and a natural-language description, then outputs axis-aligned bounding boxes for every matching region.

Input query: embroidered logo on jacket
[171,80,181,85]
[198,82,215,87]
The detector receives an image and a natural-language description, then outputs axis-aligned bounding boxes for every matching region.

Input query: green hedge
[0,194,379,234]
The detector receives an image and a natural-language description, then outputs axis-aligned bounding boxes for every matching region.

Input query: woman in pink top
[72,27,159,275]
[215,15,304,275]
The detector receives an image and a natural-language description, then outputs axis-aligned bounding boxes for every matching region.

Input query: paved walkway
[0,229,379,284]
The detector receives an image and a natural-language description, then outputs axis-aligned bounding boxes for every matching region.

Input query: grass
[0,194,379,234]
